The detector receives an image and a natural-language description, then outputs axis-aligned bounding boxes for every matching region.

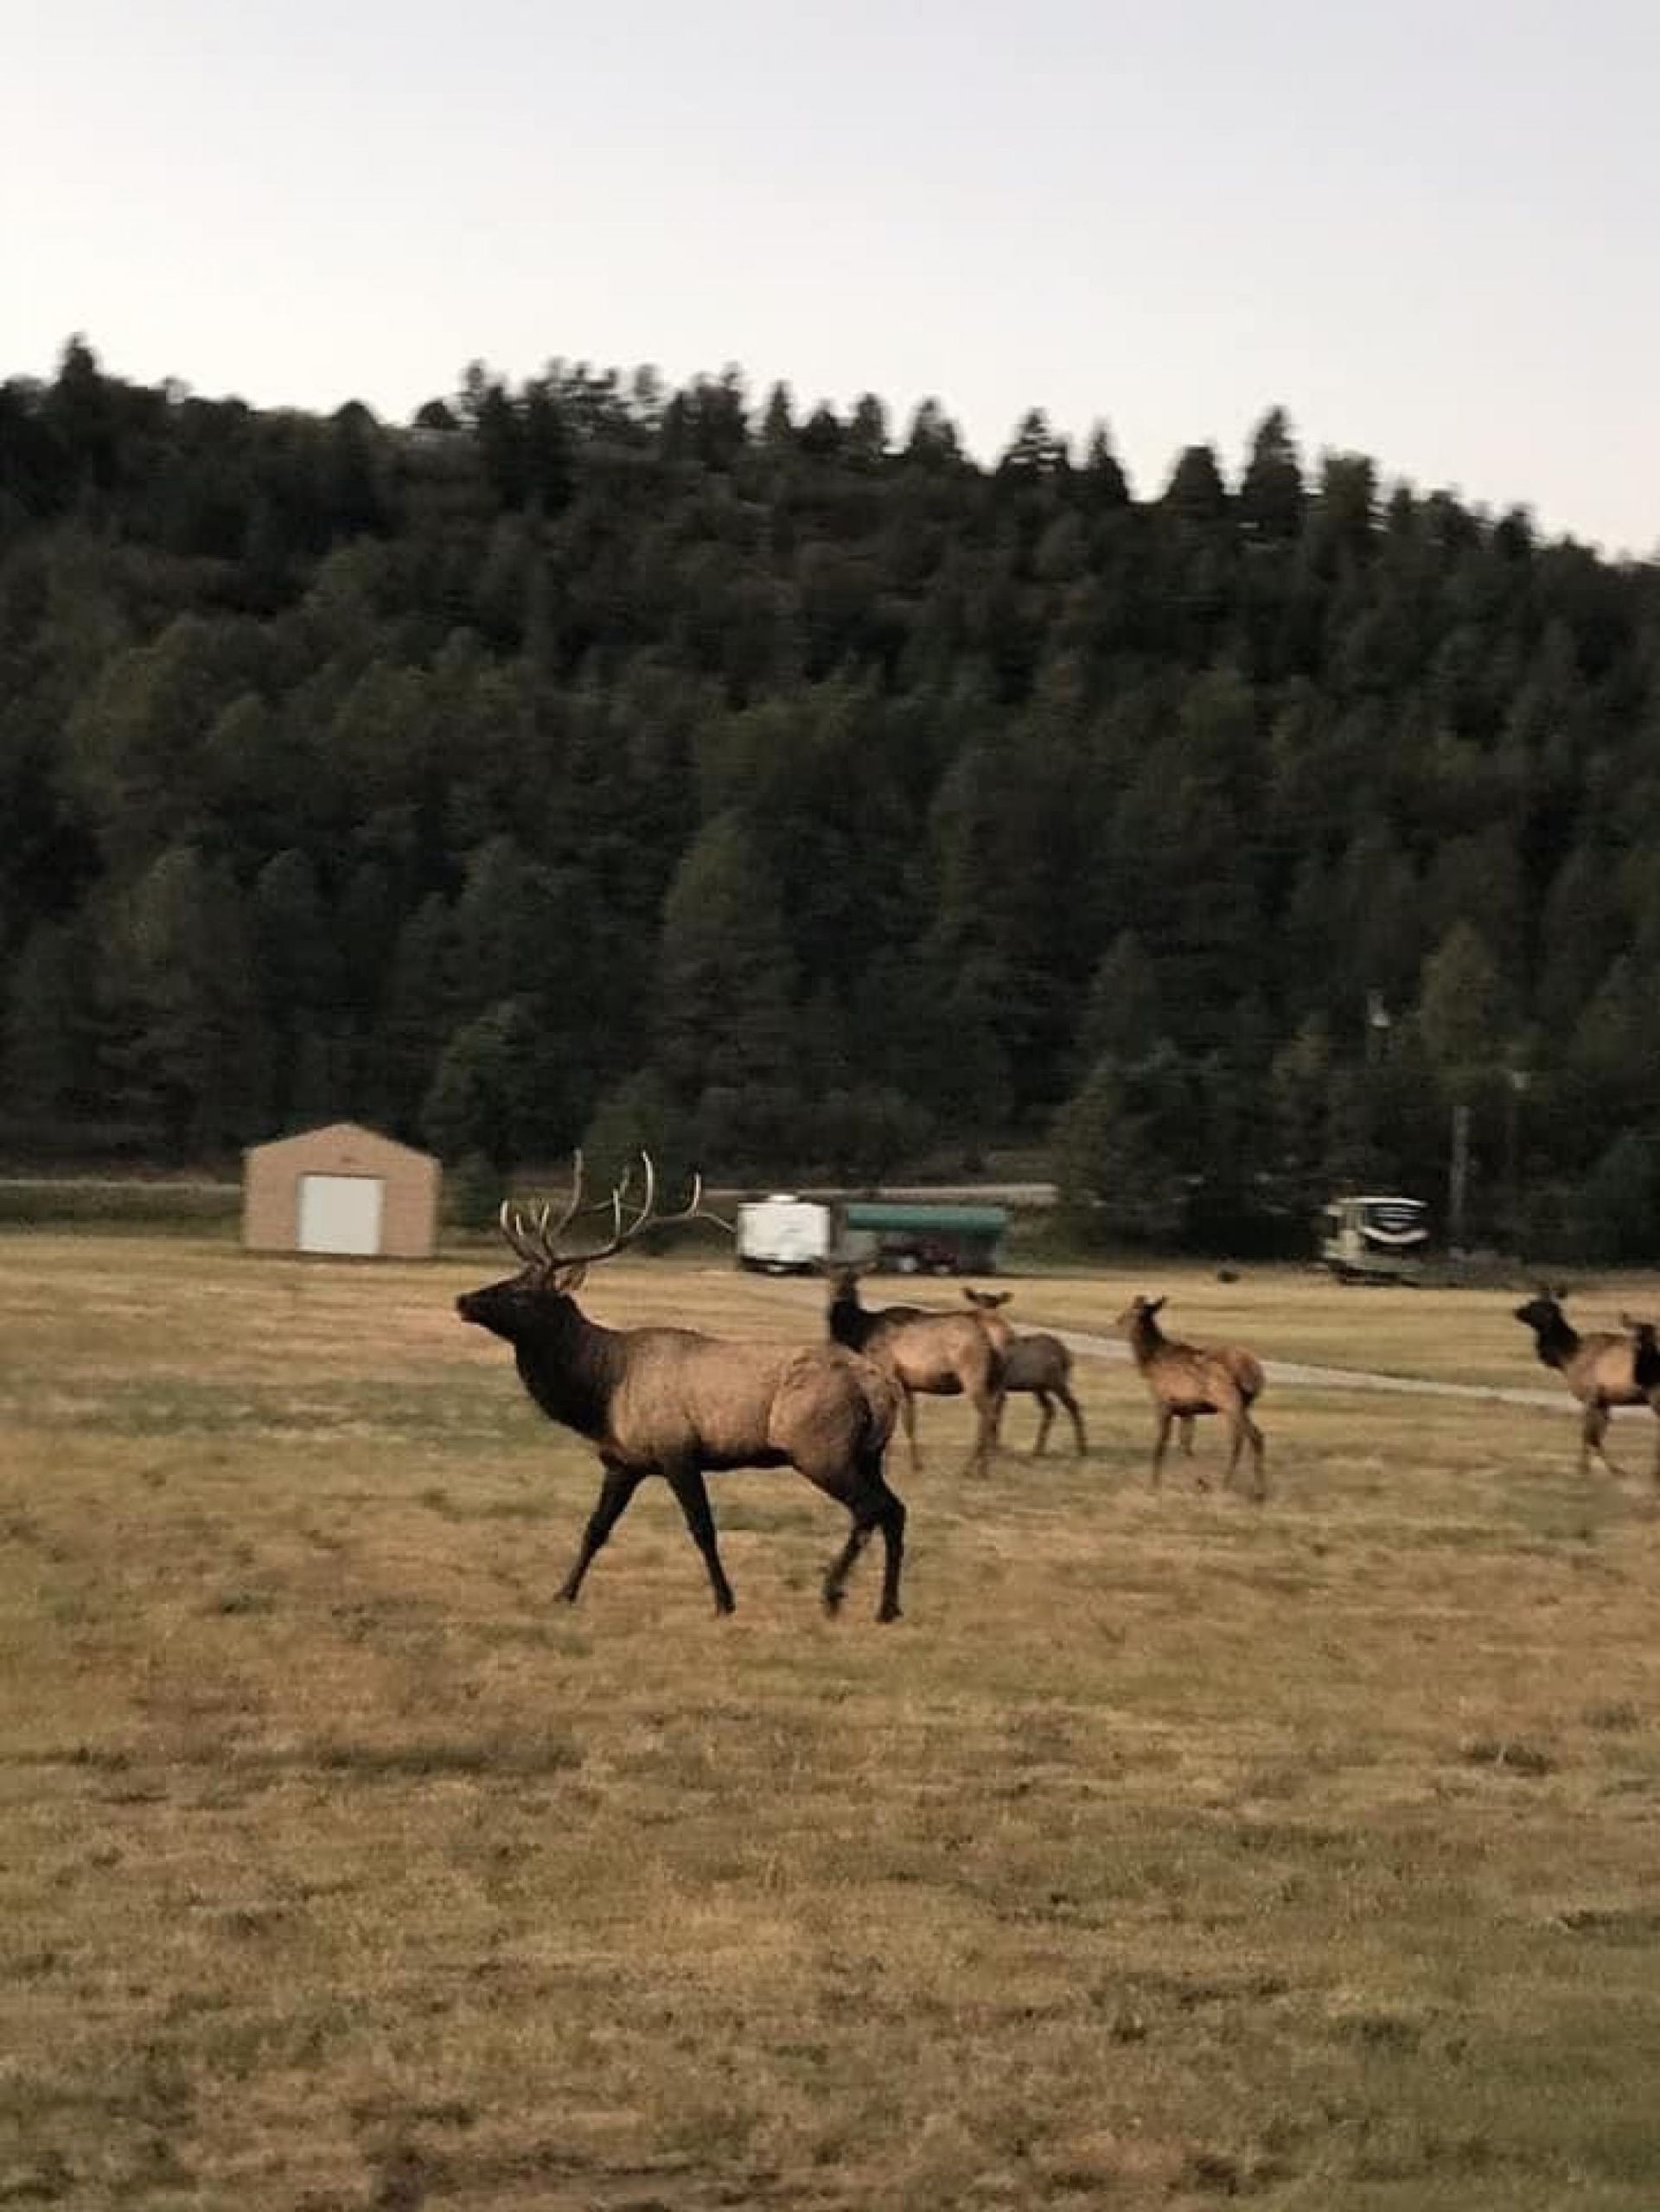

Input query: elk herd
[456,1157,1660,1622]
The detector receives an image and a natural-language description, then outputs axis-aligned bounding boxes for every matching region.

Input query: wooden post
[1447,1100,1471,1251]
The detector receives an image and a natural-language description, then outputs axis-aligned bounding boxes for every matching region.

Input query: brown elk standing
[1173,1340,1265,1463]
[825,1267,1005,1476]
[1628,1313,1660,1400]
[457,1156,909,1620]
[961,1288,1088,1457]
[1114,1294,1267,1499]
[1513,1289,1660,1482]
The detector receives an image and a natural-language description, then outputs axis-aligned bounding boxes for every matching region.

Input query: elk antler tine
[498,1200,539,1264]
[536,1151,586,1248]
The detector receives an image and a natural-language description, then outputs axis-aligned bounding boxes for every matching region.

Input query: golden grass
[4,1238,1660,2208]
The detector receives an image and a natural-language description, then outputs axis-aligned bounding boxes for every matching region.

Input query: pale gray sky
[8,0,1657,552]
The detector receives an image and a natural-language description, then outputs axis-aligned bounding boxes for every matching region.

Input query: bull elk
[961,1289,1087,1457]
[826,1267,1005,1476]
[1114,1294,1267,1499]
[1513,1289,1660,1482]
[457,1156,909,1619]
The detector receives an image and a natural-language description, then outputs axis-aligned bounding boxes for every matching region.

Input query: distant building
[242,1121,441,1258]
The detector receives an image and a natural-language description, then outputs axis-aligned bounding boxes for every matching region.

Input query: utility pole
[1447,1100,1471,1252]
[1505,1067,1530,1253]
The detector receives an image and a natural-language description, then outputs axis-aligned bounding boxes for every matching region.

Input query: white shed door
[297,1174,385,1255]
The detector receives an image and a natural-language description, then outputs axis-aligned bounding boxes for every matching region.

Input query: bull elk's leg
[821,1519,870,1613]
[1178,1416,1197,1457]
[821,1466,906,1622]
[1060,1386,1088,1458]
[559,1462,642,1603]
[662,1463,737,1616]
[1031,1390,1055,1457]
[872,1481,906,1622]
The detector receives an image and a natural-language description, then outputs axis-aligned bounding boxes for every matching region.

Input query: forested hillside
[3,339,1658,1253]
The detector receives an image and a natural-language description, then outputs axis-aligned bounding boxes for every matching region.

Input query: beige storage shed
[242,1121,442,1258]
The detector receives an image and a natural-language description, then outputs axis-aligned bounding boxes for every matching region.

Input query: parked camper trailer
[735,1195,1009,1276]
[733,1195,840,1274]
[1318,1194,1430,1282]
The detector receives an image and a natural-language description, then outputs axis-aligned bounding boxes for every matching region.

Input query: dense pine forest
[3,338,1659,1254]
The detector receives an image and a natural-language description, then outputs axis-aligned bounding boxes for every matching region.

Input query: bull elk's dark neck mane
[511,1297,626,1442]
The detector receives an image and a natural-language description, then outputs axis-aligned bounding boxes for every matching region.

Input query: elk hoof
[822,1586,846,1617]
[878,1602,903,1624]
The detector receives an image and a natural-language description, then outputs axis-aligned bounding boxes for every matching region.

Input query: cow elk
[962,1288,1087,1457]
[1114,1294,1267,1499]
[1174,1337,1265,1463]
[457,1155,909,1620]
[826,1267,1006,1476]
[1628,1313,1660,1400]
[1512,1289,1660,1482]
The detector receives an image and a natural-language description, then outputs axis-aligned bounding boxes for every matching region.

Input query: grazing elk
[1114,1294,1267,1499]
[826,1267,1005,1476]
[1512,1289,1660,1482]
[962,1288,1088,1457]
[457,1156,909,1620]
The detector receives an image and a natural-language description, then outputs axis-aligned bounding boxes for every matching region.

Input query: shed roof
[243,1120,437,1170]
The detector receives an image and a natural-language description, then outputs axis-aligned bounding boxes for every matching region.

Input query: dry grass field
[6,1238,1660,2209]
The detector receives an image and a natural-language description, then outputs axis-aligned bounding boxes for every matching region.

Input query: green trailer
[840,1202,1009,1275]
[735,1195,1010,1275]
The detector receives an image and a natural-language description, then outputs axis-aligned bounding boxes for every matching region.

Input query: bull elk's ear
[1148,1296,1167,1316]
[553,1260,588,1295]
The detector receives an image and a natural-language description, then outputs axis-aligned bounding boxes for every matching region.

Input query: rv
[1318,1194,1430,1282]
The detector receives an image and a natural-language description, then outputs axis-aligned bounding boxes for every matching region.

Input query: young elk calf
[1513,1289,1660,1482]
[1114,1294,1267,1499]
[1173,1339,1265,1463]
[826,1268,1005,1476]
[962,1289,1088,1457]
[457,1156,909,1620]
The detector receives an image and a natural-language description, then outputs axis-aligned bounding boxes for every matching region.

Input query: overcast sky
[7,0,1656,553]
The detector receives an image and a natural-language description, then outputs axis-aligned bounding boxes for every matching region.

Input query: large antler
[498,1151,731,1272]
[498,1151,593,1266]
